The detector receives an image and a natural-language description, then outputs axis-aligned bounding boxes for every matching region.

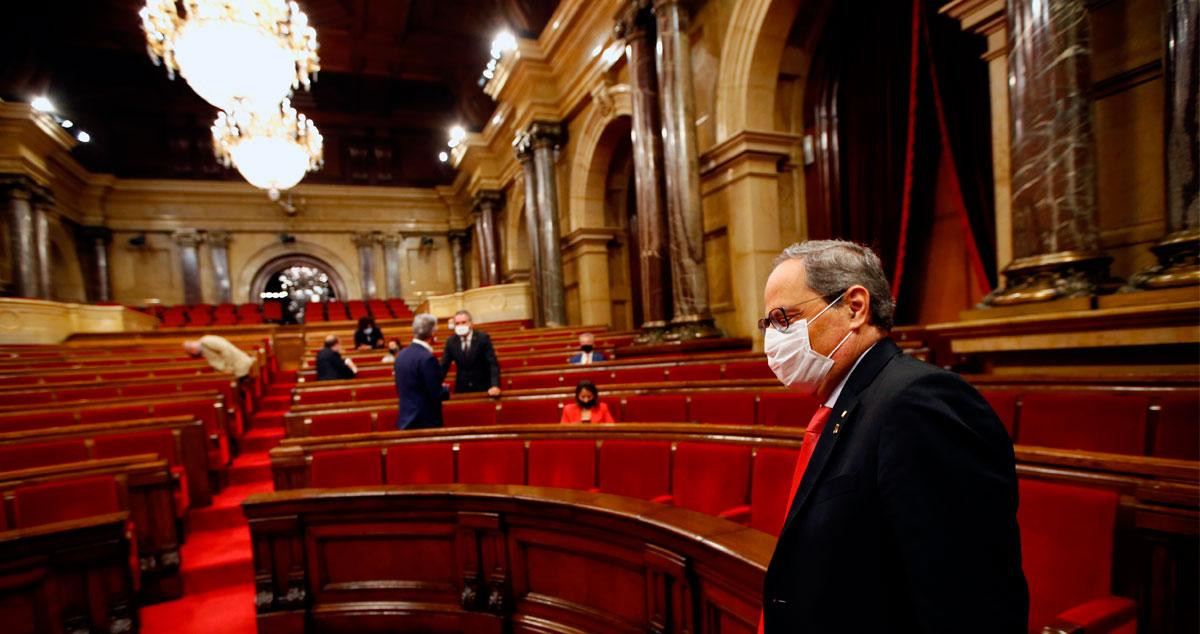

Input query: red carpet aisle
[139,372,294,633]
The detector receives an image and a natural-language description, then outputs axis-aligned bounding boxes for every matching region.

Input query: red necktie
[757,405,833,634]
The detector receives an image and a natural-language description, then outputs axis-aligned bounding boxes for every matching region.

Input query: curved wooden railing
[242,485,771,633]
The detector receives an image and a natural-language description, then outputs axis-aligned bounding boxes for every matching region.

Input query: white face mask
[363,327,373,335]
[454,324,470,337]
[763,295,853,394]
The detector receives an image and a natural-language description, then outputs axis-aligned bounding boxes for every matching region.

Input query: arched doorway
[250,254,347,324]
[601,120,642,330]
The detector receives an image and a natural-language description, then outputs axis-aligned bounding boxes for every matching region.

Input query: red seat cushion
[309,412,374,437]
[385,443,455,484]
[756,392,821,426]
[356,384,396,402]
[666,364,722,382]
[723,361,775,381]
[13,475,121,528]
[444,401,498,427]
[688,392,756,424]
[979,389,1019,437]
[622,395,687,422]
[92,431,179,465]
[507,374,563,390]
[671,442,752,516]
[597,440,670,500]
[749,447,800,536]
[528,440,596,489]
[0,440,89,471]
[80,405,152,424]
[0,411,76,432]
[457,440,525,485]
[496,399,560,425]
[1017,391,1149,455]
[1018,479,1119,632]
[1154,393,1200,460]
[310,448,383,487]
[610,367,666,385]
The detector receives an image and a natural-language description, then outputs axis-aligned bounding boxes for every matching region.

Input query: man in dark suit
[314,335,357,381]
[394,313,449,430]
[759,240,1027,633]
[440,310,501,396]
[567,332,607,365]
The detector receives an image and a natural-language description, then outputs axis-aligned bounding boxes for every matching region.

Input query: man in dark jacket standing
[394,313,449,430]
[440,310,501,396]
[759,240,1027,633]
[314,335,357,381]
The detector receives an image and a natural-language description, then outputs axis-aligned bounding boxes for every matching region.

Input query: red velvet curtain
[803,0,996,323]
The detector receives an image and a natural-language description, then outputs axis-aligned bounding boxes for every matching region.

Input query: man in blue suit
[394,313,449,430]
[566,332,606,365]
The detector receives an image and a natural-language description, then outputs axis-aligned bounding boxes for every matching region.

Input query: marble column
[514,132,545,325]
[78,226,112,302]
[653,0,721,337]
[206,231,233,304]
[526,122,567,327]
[1132,0,1200,288]
[380,233,404,298]
[618,1,672,341]
[0,176,38,298]
[448,230,469,293]
[472,191,503,287]
[352,233,378,300]
[172,229,204,305]
[987,0,1116,305]
[31,190,53,300]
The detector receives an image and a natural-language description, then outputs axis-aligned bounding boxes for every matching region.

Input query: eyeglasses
[756,291,844,333]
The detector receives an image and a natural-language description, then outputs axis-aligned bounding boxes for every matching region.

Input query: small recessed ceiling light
[552,20,560,30]
[591,44,603,58]
[438,151,449,163]
[76,131,91,143]
[60,119,74,129]
[30,96,55,112]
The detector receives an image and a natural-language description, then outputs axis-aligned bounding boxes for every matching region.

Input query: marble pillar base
[984,251,1119,306]
[662,314,723,341]
[633,320,670,344]
[1126,229,1200,290]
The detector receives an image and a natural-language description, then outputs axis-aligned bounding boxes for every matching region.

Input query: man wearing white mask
[759,240,1026,633]
[440,309,501,396]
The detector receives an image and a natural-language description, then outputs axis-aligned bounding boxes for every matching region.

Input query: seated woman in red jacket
[560,380,615,424]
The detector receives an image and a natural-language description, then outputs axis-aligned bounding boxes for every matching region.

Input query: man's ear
[845,285,871,330]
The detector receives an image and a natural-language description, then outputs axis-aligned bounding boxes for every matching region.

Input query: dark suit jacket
[314,347,356,381]
[567,350,607,364]
[440,330,500,393]
[354,327,384,349]
[394,342,449,430]
[763,339,1028,633]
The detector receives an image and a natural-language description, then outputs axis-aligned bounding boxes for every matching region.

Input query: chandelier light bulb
[212,99,323,198]
[60,119,74,129]
[76,131,91,143]
[139,0,320,111]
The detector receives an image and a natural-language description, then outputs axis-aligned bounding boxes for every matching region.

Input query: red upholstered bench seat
[385,444,454,485]
[0,439,90,471]
[310,447,382,487]
[1018,478,1136,633]
[1016,391,1149,455]
[458,441,525,484]
[528,440,595,489]
[92,431,190,516]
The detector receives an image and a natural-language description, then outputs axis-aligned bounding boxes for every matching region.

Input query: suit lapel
[780,338,903,533]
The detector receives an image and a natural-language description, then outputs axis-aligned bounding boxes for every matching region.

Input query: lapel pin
[832,422,841,435]
[840,410,848,418]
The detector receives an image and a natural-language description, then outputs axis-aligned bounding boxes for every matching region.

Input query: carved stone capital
[447,229,471,245]
[515,122,565,157]
[615,0,654,39]
[378,233,403,248]
[171,229,204,248]
[205,230,231,247]
[77,225,113,244]
[351,232,378,249]
[0,174,35,200]
[472,190,504,215]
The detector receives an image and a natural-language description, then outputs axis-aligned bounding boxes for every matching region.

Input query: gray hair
[412,313,438,340]
[453,309,473,322]
[773,240,895,331]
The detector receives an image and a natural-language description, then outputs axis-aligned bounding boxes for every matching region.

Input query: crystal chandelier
[212,99,324,199]
[139,0,320,111]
